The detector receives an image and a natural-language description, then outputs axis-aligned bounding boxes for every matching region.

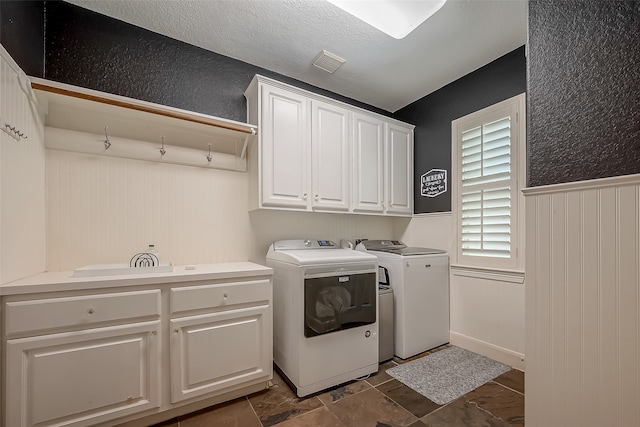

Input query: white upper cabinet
[259,84,310,209]
[311,100,350,212]
[385,122,414,215]
[352,115,413,215]
[245,75,414,216]
[352,112,385,213]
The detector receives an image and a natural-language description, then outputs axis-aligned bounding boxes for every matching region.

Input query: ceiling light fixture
[326,0,447,39]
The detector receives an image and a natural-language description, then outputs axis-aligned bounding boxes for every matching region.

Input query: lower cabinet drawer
[170,279,271,314]
[5,290,161,336]
[5,321,161,427]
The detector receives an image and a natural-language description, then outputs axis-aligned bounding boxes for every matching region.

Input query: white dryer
[356,239,449,359]
[266,239,379,397]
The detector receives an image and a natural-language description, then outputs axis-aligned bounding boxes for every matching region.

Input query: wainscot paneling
[1,47,46,284]
[46,148,252,271]
[524,175,640,427]
[46,141,402,271]
[399,214,525,370]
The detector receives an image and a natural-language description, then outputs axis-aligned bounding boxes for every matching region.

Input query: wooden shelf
[30,77,257,171]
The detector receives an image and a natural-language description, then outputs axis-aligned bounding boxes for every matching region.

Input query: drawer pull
[223,293,228,299]
[87,308,95,314]
[174,329,179,334]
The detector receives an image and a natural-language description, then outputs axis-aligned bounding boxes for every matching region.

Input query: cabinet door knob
[87,308,95,314]
[303,193,307,200]
[173,329,179,334]
[314,194,318,201]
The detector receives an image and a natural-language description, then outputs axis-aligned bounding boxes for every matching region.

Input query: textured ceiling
[65,0,527,112]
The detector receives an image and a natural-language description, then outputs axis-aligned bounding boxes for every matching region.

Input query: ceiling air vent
[312,49,346,73]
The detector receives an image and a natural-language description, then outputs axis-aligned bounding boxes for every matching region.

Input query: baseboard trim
[450,331,525,371]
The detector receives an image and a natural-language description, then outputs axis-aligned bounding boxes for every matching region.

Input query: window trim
[451,93,526,271]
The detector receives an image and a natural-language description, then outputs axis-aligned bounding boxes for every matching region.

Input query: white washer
[266,239,379,397]
[356,239,449,359]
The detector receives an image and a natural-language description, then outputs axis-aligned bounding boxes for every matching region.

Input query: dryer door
[304,272,376,338]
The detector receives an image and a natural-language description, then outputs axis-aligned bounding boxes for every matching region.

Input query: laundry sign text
[421,169,447,198]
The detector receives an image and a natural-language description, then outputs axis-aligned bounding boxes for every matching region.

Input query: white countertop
[0,262,273,296]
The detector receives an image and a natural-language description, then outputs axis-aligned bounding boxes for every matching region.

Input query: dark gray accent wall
[394,47,526,214]
[528,0,640,187]
[0,0,45,77]
[41,1,388,123]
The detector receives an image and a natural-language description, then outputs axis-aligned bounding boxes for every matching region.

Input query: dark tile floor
[154,347,524,427]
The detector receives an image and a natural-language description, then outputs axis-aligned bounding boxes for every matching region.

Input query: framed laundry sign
[414,162,451,214]
[421,169,447,198]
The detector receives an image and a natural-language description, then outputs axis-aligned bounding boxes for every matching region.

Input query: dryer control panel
[273,239,337,250]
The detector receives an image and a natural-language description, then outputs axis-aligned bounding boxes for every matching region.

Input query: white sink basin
[73,263,174,278]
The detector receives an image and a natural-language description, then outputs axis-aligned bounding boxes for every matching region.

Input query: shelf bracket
[240,128,256,160]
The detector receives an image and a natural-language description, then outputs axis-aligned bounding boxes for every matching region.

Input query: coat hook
[207,144,213,163]
[160,136,166,156]
[104,126,111,150]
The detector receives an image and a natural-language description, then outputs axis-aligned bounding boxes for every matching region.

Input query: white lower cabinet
[170,307,270,403]
[6,322,161,427]
[1,269,273,427]
[169,279,272,403]
[3,289,162,427]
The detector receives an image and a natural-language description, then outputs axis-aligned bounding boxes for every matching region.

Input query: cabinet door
[6,321,161,427]
[385,123,414,215]
[259,84,310,209]
[352,112,384,213]
[170,305,272,403]
[311,100,350,212]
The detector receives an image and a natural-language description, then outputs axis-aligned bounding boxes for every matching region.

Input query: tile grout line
[366,385,420,424]
[243,395,265,427]
[489,379,525,396]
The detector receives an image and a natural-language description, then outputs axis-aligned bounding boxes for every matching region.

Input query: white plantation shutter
[461,117,511,187]
[461,187,511,258]
[452,94,524,269]
[460,117,512,258]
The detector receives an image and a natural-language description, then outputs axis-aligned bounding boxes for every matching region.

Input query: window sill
[450,264,525,284]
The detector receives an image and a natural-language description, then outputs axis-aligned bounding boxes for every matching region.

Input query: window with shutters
[452,94,525,270]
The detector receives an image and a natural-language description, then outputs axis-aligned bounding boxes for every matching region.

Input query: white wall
[399,213,525,369]
[0,49,46,284]
[46,146,403,271]
[525,175,640,427]
[44,131,526,370]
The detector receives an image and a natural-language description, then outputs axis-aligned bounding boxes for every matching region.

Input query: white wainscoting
[450,272,525,370]
[524,174,640,427]
[400,214,525,370]
[46,144,402,271]
[46,149,254,271]
[1,49,46,284]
